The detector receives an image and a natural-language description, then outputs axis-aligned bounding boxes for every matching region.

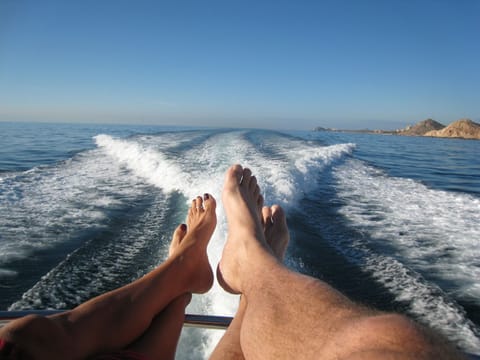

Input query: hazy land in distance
[314,118,480,140]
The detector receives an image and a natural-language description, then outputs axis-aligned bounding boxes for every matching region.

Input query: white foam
[333,159,480,353]
[95,134,190,192]
[93,132,355,358]
[0,147,149,267]
[365,254,480,353]
[12,130,472,357]
[335,159,480,300]
[178,133,354,357]
[9,192,174,310]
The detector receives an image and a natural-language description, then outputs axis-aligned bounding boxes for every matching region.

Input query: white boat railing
[0,310,232,330]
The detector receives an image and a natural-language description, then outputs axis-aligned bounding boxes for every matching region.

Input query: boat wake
[1,129,479,357]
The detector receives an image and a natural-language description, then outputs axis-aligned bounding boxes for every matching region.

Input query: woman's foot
[217,165,277,294]
[169,194,216,294]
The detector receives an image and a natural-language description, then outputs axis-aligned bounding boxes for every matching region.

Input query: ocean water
[0,121,479,358]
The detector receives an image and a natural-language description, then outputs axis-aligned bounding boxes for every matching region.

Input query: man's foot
[210,193,290,360]
[217,165,276,294]
[262,205,289,261]
[169,224,187,257]
[169,194,216,294]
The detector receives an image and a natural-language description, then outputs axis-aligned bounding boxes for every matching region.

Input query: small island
[314,118,480,140]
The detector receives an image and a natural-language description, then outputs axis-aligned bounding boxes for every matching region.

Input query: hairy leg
[0,194,216,360]
[211,204,290,360]
[217,164,461,360]
[209,295,246,360]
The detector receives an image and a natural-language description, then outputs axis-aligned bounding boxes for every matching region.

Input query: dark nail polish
[180,224,187,231]
[204,193,209,199]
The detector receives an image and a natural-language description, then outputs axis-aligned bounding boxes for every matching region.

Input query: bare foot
[210,202,289,360]
[169,194,216,294]
[217,165,275,294]
[262,205,289,261]
[169,223,187,257]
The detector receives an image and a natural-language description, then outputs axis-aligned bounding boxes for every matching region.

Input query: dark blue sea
[1,121,479,358]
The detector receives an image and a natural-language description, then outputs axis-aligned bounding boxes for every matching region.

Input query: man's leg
[0,194,216,360]
[209,295,246,360]
[217,165,462,360]
[210,204,290,360]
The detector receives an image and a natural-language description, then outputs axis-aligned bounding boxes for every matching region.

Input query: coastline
[313,118,480,140]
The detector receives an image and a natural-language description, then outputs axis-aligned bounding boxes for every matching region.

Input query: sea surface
[0,121,479,358]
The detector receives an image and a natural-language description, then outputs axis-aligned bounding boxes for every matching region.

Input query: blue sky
[0,0,479,130]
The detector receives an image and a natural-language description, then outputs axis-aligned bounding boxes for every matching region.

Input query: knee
[4,314,49,338]
[1,314,72,359]
[347,314,460,358]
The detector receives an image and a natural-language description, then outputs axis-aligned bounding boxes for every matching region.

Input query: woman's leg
[0,194,216,360]
[123,293,192,360]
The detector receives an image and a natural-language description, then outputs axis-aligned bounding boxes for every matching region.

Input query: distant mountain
[311,118,480,140]
[425,119,480,139]
[398,119,445,136]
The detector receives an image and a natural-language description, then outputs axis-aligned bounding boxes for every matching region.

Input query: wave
[0,150,147,268]
[335,159,480,302]
[3,129,479,357]
[92,132,355,225]
[3,130,354,357]
[93,130,356,356]
[333,159,480,353]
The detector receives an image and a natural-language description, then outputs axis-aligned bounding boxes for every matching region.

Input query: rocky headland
[397,119,445,136]
[314,118,480,140]
[424,119,480,140]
